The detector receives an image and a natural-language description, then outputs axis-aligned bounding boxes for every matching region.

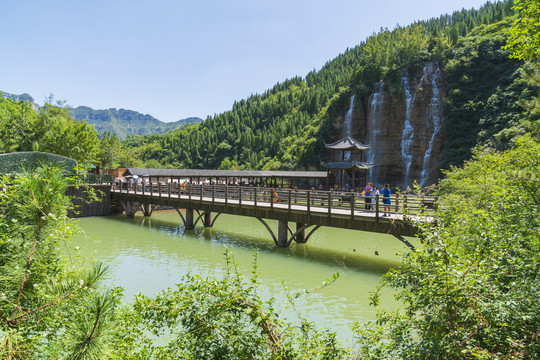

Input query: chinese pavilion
[321,135,373,190]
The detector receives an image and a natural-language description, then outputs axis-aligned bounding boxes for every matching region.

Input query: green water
[70,210,415,343]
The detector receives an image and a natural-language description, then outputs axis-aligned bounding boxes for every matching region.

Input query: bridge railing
[112,181,437,219]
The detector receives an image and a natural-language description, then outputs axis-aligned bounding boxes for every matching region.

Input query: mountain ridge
[0,91,202,139]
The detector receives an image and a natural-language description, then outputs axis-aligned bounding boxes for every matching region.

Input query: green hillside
[70,106,202,139]
[122,0,538,175]
[0,92,203,140]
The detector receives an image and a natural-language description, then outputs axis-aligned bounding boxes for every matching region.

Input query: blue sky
[2,0,494,122]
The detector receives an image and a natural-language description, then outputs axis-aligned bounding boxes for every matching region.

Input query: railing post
[351,192,355,220]
[254,188,257,208]
[159,181,162,197]
[168,182,171,198]
[270,188,274,211]
[238,185,242,207]
[212,185,215,204]
[294,187,298,204]
[288,189,292,213]
[307,190,311,216]
[328,191,332,217]
[200,184,203,204]
[404,195,408,213]
[375,194,380,219]
[225,185,228,205]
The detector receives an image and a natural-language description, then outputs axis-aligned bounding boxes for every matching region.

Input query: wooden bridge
[111,181,436,249]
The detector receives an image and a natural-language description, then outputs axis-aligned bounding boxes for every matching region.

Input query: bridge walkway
[111,182,436,248]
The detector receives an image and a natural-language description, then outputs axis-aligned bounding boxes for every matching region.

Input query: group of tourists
[362,183,392,216]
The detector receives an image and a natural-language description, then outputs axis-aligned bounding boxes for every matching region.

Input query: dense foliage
[0,166,112,358]
[0,166,350,358]
[0,97,128,169]
[108,257,348,359]
[442,19,538,167]
[355,134,540,359]
[503,0,540,62]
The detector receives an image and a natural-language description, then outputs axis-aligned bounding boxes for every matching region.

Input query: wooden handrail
[111,183,437,219]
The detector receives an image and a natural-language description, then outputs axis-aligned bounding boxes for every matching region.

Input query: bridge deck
[111,183,435,241]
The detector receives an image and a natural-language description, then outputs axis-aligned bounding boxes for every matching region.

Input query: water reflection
[130,211,404,274]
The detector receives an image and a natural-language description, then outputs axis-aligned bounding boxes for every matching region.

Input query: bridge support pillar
[277,220,288,247]
[142,203,153,217]
[185,208,194,229]
[204,212,212,227]
[295,222,306,243]
[121,201,137,219]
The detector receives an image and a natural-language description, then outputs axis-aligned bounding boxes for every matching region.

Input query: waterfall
[400,70,414,188]
[366,81,385,182]
[419,63,443,188]
[343,95,355,161]
[400,68,430,189]
[343,94,355,136]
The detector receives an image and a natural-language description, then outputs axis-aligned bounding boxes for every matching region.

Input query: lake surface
[70,210,415,343]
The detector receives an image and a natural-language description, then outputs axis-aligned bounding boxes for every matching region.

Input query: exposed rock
[0,91,39,110]
[329,62,446,189]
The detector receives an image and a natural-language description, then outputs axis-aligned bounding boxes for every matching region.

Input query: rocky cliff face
[337,62,445,189]
[0,91,40,110]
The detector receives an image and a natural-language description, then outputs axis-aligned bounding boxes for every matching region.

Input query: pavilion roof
[320,161,373,171]
[122,168,328,179]
[324,136,370,151]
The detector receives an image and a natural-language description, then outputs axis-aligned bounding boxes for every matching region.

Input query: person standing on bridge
[381,184,391,216]
[371,185,380,209]
[364,183,372,210]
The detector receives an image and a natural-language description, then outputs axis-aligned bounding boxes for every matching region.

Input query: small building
[321,135,373,190]
[107,168,127,179]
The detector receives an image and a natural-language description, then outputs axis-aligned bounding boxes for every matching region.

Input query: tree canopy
[355,134,540,359]
[504,0,540,62]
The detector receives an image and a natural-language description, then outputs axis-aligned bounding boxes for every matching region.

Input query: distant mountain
[70,106,202,139]
[0,91,203,139]
[0,91,39,110]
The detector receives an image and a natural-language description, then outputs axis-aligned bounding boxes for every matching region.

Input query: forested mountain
[122,0,538,186]
[70,106,202,139]
[0,91,202,140]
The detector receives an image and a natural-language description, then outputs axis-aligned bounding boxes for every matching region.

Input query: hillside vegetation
[70,106,202,139]
[120,0,538,175]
